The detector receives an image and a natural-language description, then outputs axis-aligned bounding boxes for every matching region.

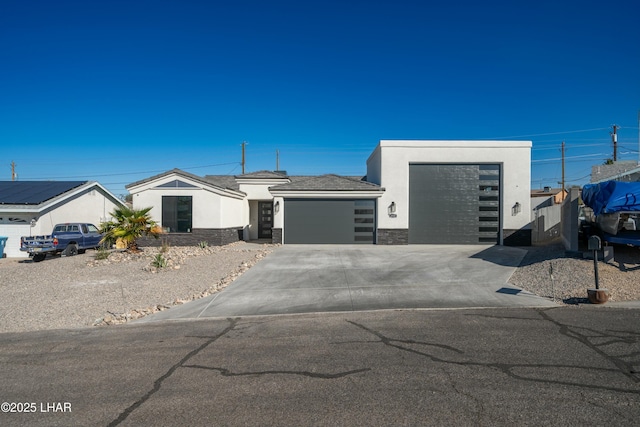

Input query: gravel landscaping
[0,242,275,334]
[1,241,638,334]
[509,241,640,304]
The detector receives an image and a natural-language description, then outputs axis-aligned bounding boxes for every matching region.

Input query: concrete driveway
[140,244,556,323]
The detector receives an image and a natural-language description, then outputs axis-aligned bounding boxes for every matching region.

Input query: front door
[258,202,273,239]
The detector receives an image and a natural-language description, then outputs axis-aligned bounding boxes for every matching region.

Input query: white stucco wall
[129,174,246,230]
[132,188,245,229]
[366,140,532,237]
[237,179,286,200]
[0,218,32,258]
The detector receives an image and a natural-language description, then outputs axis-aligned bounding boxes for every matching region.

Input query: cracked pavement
[1,307,639,426]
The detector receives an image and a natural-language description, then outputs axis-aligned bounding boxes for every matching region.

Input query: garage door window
[354,200,375,242]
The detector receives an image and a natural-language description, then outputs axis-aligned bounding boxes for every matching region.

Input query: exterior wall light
[512,202,521,216]
[388,201,396,217]
[274,200,280,213]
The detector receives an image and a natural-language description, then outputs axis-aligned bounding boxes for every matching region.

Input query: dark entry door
[258,202,273,239]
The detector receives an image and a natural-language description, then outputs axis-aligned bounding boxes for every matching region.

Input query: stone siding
[272,228,283,244]
[138,228,243,247]
[377,229,409,245]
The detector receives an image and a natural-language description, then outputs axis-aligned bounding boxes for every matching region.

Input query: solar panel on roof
[0,181,87,205]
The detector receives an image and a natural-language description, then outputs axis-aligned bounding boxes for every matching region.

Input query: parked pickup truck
[20,223,103,262]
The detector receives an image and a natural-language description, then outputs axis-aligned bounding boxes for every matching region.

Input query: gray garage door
[409,164,501,244]
[284,199,376,244]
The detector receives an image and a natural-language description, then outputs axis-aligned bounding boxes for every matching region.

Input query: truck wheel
[63,244,79,257]
[32,253,46,262]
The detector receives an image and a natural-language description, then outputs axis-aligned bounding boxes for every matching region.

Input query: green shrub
[198,241,209,249]
[95,247,110,260]
[151,253,167,268]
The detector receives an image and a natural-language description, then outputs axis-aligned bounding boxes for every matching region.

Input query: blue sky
[1,0,639,197]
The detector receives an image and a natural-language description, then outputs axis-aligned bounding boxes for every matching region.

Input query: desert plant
[160,238,170,253]
[94,247,110,260]
[151,253,167,268]
[99,206,161,252]
[198,241,209,249]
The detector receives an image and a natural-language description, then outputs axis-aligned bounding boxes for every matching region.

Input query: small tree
[99,206,161,252]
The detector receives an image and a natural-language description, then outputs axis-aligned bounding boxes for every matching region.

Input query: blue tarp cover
[582,181,640,215]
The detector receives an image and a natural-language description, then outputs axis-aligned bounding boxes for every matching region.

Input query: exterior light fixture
[512,202,521,216]
[274,201,280,213]
[388,201,396,216]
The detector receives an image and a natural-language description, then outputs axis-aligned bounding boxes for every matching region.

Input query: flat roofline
[367,140,532,165]
[378,140,532,147]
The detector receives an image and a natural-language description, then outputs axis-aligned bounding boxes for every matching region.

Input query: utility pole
[276,150,279,171]
[241,141,246,174]
[561,141,565,201]
[612,124,619,161]
[11,161,16,181]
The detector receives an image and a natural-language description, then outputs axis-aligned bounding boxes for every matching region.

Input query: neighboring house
[531,187,567,209]
[591,161,640,183]
[128,140,532,246]
[0,181,125,258]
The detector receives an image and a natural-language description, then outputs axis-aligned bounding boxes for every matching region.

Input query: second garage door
[409,164,501,244]
[284,199,376,244]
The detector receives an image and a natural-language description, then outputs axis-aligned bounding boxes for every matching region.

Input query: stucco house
[531,187,567,209]
[0,181,125,258]
[127,140,532,246]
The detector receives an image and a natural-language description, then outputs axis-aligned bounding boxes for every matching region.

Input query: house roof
[235,170,289,179]
[531,188,566,197]
[269,174,383,192]
[125,168,241,193]
[591,161,640,183]
[126,168,203,189]
[0,181,87,205]
[203,175,241,191]
[203,170,291,191]
[130,169,376,194]
[0,181,126,213]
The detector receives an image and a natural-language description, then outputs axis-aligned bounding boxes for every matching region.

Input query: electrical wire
[481,127,611,140]
[531,153,607,163]
[20,162,240,180]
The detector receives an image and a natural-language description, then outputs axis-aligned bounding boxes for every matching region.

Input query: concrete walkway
[140,244,556,323]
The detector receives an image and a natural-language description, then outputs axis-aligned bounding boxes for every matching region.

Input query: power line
[531,143,610,151]
[20,162,240,180]
[482,127,611,140]
[531,153,607,163]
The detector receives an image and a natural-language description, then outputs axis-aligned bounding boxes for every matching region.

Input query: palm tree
[99,206,161,252]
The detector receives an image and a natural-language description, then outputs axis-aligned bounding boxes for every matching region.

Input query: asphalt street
[1,307,639,426]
